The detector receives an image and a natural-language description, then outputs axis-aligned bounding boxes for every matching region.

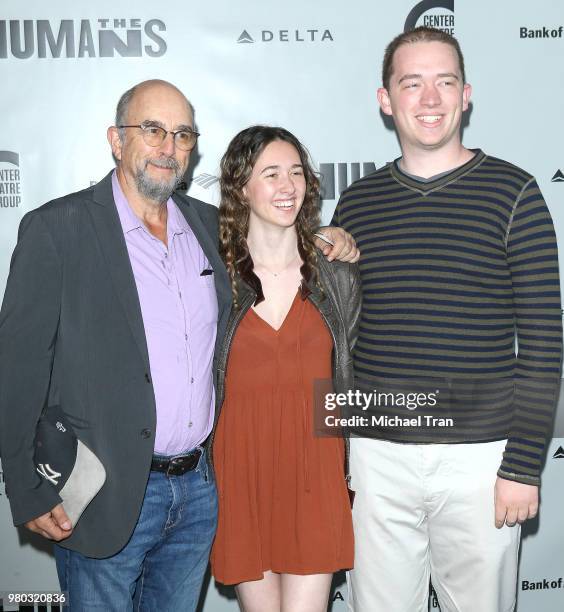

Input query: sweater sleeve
[498,178,562,485]
[330,197,342,227]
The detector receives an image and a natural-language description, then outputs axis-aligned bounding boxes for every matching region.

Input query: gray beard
[135,157,182,203]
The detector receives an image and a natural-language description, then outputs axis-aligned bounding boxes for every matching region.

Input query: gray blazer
[0,171,231,558]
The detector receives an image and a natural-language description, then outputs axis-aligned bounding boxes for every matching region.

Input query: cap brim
[59,440,106,527]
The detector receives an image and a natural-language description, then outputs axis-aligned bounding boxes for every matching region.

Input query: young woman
[210,126,360,612]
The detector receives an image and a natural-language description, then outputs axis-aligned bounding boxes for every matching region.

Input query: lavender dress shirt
[112,172,218,455]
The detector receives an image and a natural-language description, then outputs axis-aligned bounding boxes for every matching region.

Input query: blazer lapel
[87,172,151,370]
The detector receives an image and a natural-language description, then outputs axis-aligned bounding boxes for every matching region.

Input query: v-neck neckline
[249,291,301,333]
[389,149,486,195]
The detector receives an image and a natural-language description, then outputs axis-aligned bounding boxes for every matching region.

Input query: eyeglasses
[118,123,200,151]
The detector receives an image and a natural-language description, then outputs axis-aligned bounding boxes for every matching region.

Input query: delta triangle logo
[237,30,254,44]
[553,446,564,459]
[551,169,564,182]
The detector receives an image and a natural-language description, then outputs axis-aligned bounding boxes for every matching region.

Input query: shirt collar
[167,195,192,236]
[111,170,191,236]
[112,171,143,234]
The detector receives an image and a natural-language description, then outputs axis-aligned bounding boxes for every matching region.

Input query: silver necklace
[255,253,300,277]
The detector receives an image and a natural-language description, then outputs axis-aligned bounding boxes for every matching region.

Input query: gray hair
[114,80,195,142]
[115,84,138,142]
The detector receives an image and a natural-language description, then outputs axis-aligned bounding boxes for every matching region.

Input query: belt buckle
[166,450,200,476]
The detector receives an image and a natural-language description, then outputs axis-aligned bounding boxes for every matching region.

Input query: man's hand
[494,477,538,529]
[25,504,73,541]
[314,227,360,263]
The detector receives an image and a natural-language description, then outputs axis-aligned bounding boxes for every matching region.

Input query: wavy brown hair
[219,125,322,307]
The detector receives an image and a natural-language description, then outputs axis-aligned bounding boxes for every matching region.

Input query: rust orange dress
[211,292,354,585]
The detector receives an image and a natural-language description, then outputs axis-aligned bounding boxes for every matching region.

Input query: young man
[332,28,562,611]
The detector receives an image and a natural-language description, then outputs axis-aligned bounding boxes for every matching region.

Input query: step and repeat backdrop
[1,0,563,610]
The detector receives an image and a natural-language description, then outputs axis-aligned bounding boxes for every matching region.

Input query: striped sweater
[332,150,562,485]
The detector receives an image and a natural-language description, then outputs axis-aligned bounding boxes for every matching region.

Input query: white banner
[1,1,563,609]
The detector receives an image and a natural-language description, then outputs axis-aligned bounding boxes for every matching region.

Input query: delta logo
[237,28,333,44]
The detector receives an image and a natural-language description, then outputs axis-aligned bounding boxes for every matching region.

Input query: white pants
[347,438,520,612]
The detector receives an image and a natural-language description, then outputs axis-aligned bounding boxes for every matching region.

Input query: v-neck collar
[389,149,486,195]
[249,290,301,333]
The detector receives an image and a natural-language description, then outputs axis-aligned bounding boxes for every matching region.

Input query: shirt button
[141,428,152,438]
[191,377,194,384]
[188,421,193,428]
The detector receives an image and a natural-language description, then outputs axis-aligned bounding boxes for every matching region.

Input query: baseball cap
[34,406,106,526]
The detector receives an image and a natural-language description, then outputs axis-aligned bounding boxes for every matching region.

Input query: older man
[0,79,356,610]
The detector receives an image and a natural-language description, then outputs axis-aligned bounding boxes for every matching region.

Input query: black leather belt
[151,449,202,476]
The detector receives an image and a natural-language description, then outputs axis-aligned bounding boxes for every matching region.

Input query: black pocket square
[200,269,213,276]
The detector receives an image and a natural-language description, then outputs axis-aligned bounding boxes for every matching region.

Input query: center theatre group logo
[552,169,564,182]
[0,151,21,209]
[237,28,334,43]
[404,0,454,34]
[0,18,166,58]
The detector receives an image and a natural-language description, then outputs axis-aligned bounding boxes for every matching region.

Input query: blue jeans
[54,448,217,612]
